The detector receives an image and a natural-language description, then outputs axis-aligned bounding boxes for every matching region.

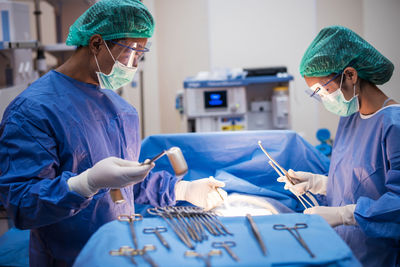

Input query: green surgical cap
[300,25,394,85]
[66,0,154,47]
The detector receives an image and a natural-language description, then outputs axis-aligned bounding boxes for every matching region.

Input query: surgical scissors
[143,226,170,250]
[118,214,143,249]
[110,244,158,267]
[258,141,319,209]
[184,249,222,267]
[212,241,240,262]
[273,223,315,258]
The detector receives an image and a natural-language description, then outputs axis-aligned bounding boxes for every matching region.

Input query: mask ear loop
[339,72,345,90]
[94,40,116,74]
[103,41,116,62]
[94,54,102,73]
[353,82,360,110]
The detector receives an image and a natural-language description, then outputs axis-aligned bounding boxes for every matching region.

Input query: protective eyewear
[305,83,328,102]
[308,71,342,98]
[108,40,151,68]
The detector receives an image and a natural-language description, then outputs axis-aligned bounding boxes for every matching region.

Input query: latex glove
[175,176,228,211]
[277,169,328,195]
[304,205,357,227]
[68,157,154,197]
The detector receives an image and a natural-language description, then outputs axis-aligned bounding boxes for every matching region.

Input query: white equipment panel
[185,87,247,118]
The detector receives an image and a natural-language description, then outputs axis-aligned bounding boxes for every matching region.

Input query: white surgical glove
[304,205,357,227]
[175,176,228,211]
[68,157,155,197]
[277,169,328,195]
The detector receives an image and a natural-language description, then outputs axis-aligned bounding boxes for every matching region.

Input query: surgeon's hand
[277,169,328,195]
[174,176,228,211]
[68,157,155,197]
[304,205,357,227]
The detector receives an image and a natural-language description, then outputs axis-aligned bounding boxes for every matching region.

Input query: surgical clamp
[147,207,194,249]
[166,206,200,242]
[118,214,143,249]
[273,223,315,258]
[258,140,319,209]
[110,244,158,267]
[246,214,267,256]
[147,206,233,248]
[143,226,170,250]
[178,206,208,240]
[212,241,240,262]
[207,210,233,236]
[184,249,222,267]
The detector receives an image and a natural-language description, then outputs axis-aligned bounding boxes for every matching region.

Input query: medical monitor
[204,91,227,109]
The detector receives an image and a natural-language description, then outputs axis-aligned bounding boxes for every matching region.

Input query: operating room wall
[153,0,399,145]
[207,0,319,143]
[140,0,161,137]
[314,0,363,141]
[152,0,324,140]
[363,0,400,106]
[153,0,210,134]
[152,0,349,143]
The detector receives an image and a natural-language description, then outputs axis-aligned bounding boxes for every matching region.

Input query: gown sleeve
[354,122,400,239]
[0,112,91,230]
[133,170,181,207]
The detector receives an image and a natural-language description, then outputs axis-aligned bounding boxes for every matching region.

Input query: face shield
[95,39,151,90]
[108,40,151,68]
[305,72,343,102]
[305,83,329,102]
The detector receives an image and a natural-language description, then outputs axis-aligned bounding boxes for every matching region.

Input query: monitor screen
[204,91,227,108]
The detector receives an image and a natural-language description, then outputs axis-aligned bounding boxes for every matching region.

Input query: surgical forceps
[143,226,170,250]
[167,206,201,242]
[110,244,158,267]
[147,206,233,248]
[246,214,267,256]
[258,141,319,209]
[273,223,315,258]
[206,210,233,236]
[147,207,194,249]
[118,214,143,249]
[184,249,222,267]
[178,206,208,240]
[212,241,240,262]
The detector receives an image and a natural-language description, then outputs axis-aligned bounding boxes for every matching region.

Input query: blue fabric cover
[0,228,29,267]
[136,130,330,214]
[74,214,361,267]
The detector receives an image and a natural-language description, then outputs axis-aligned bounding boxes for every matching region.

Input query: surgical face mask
[309,73,359,117]
[94,41,139,90]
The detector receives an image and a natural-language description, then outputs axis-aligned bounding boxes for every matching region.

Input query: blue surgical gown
[326,105,400,266]
[0,70,179,266]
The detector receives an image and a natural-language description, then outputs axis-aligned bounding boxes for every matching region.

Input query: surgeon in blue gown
[0,1,226,266]
[278,26,400,266]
